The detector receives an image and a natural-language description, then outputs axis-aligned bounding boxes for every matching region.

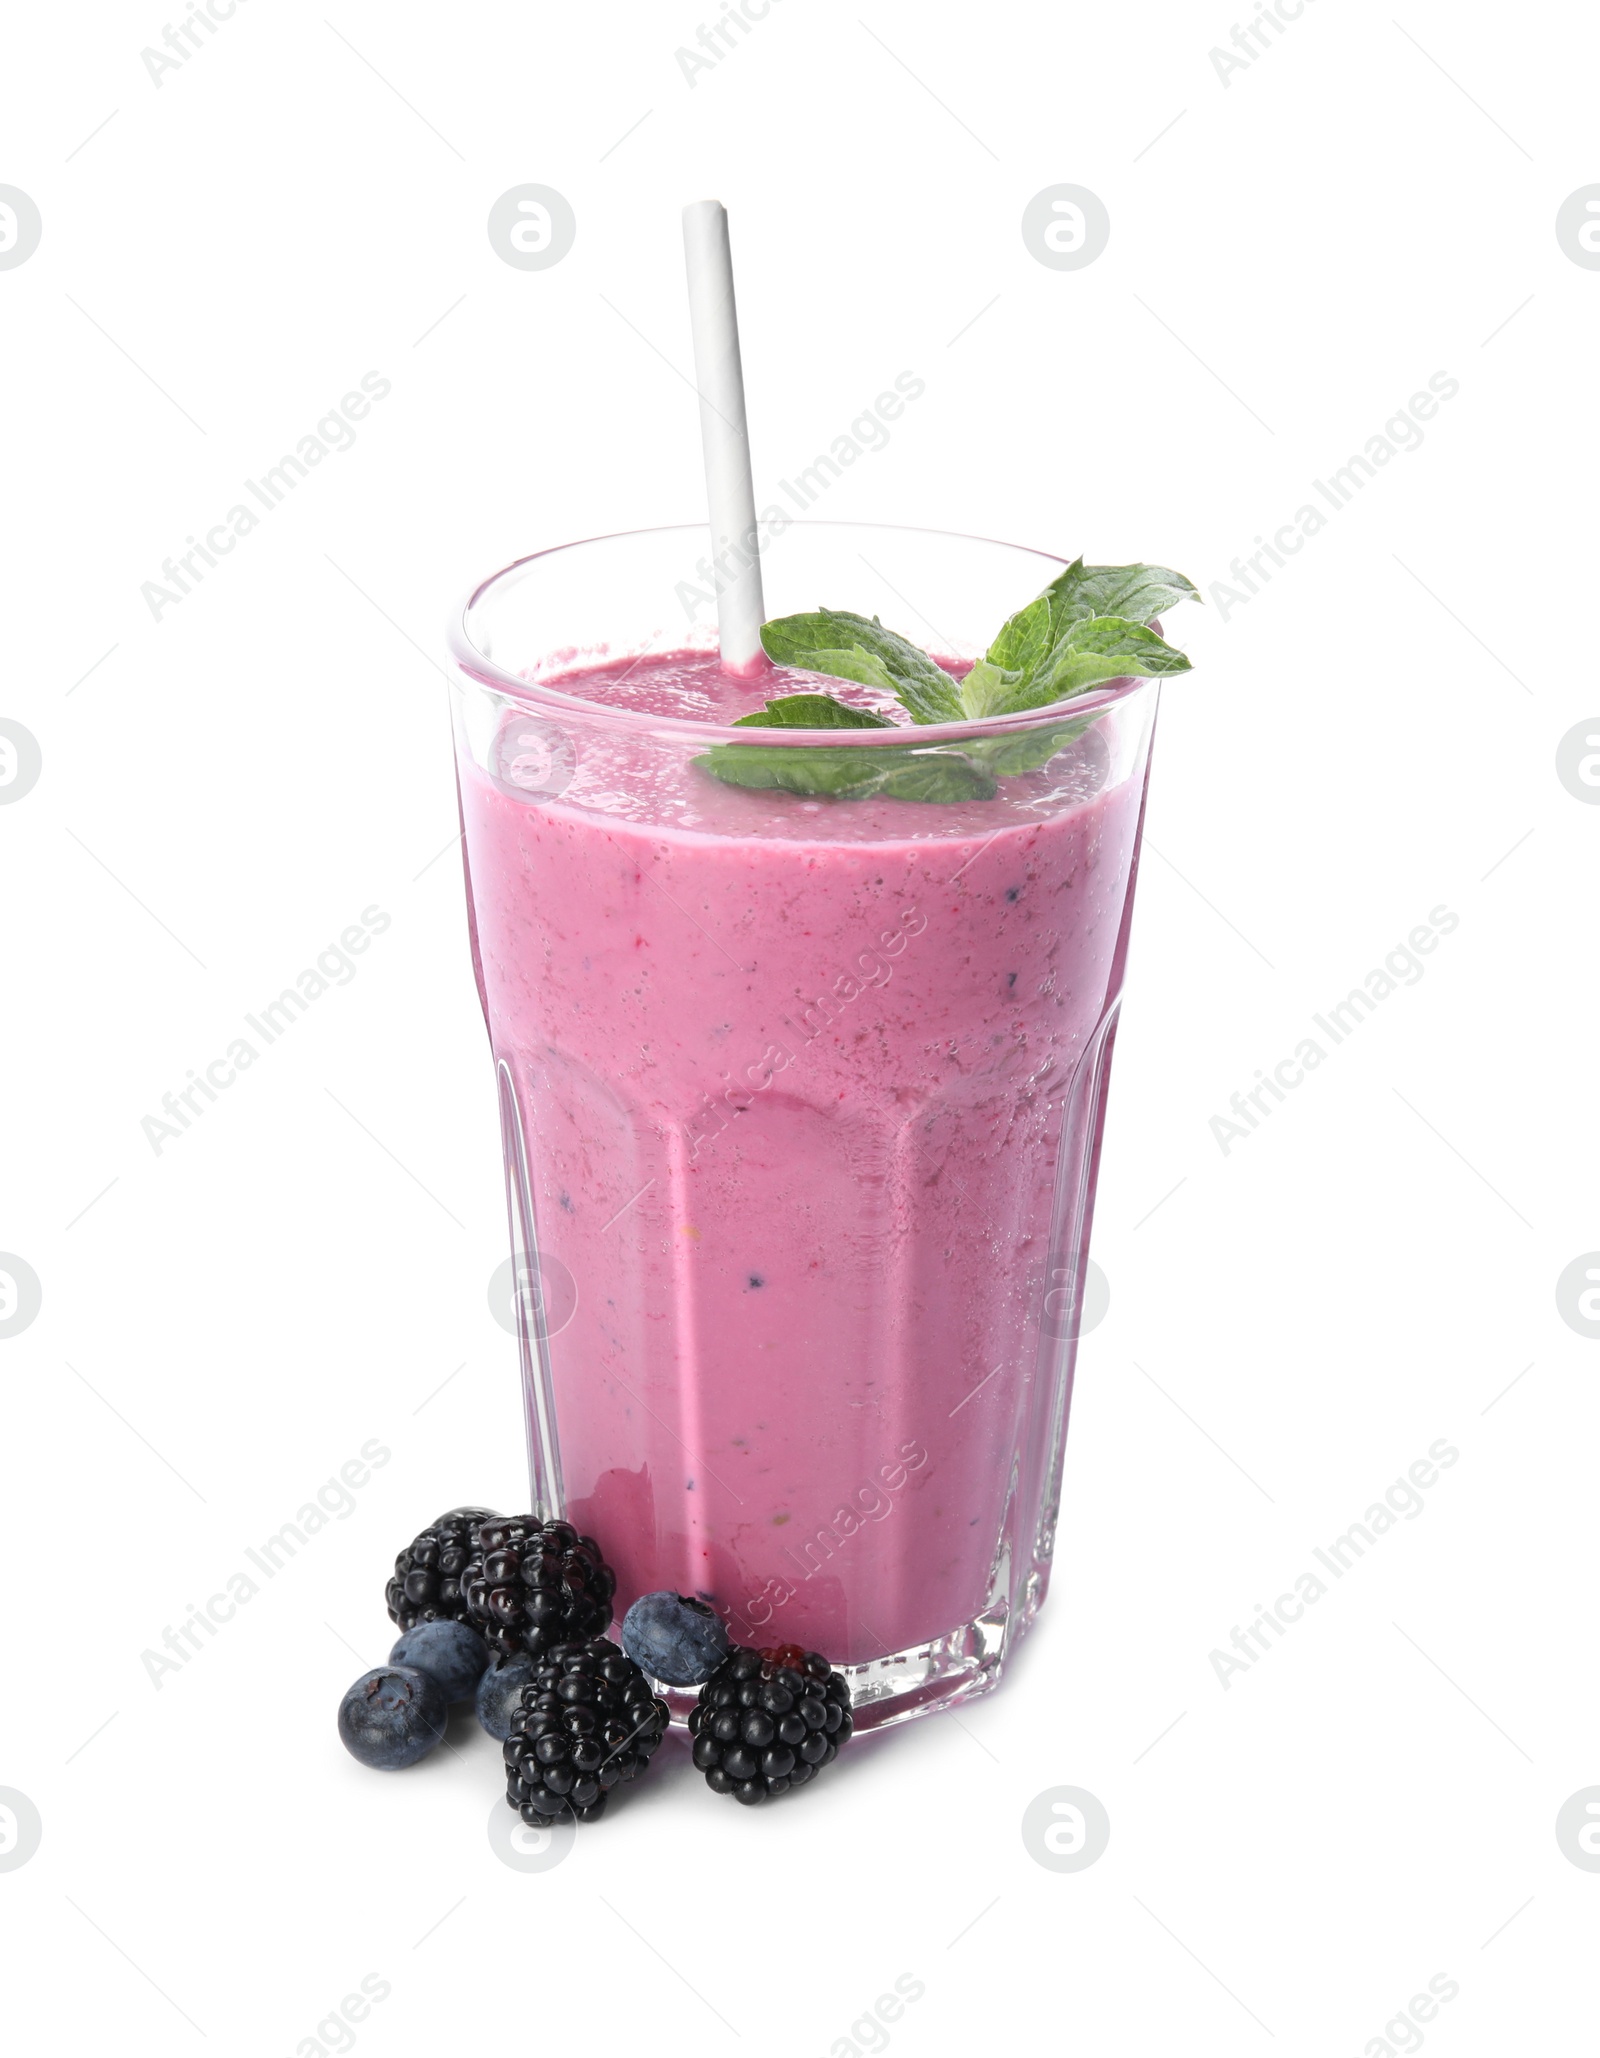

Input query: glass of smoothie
[446,520,1164,1728]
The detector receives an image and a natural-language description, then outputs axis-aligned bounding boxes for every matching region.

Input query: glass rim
[445,520,1163,748]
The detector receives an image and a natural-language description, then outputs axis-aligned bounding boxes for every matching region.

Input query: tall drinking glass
[445,523,1160,1728]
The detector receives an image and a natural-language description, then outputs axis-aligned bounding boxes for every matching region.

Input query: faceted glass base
[656,1568,1048,1730]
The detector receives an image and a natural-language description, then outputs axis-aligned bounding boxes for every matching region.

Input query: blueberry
[475,1651,540,1740]
[620,1591,730,1687]
[389,1618,491,1704]
[337,1666,447,1770]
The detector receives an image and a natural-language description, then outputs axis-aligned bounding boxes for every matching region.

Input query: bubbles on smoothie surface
[535,647,917,726]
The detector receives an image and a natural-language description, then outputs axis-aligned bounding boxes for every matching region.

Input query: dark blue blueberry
[475,1650,540,1740]
[337,1666,447,1770]
[620,1591,730,1687]
[389,1618,491,1704]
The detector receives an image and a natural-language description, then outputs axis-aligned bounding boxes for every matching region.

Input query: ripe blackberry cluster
[385,1507,499,1632]
[503,1640,668,1823]
[366,1513,859,1817]
[462,1515,616,1659]
[688,1642,853,1803]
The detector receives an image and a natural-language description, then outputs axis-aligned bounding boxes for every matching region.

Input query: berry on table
[476,1651,540,1740]
[338,1665,448,1771]
[688,1644,853,1803]
[385,1507,500,1631]
[620,1591,730,1686]
[462,1515,616,1660]
[503,1640,668,1824]
[388,1618,491,1704]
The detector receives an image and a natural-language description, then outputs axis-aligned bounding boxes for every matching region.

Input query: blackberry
[462,1515,616,1660]
[503,1639,668,1824]
[385,1506,499,1632]
[688,1642,853,1803]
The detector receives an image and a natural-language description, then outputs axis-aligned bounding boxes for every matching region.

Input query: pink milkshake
[449,523,1166,1724]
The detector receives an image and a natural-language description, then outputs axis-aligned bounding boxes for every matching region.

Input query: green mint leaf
[965,715,1094,777]
[974,565,1196,719]
[694,742,886,798]
[1047,612,1193,685]
[1039,558,1201,640]
[957,658,1024,720]
[733,694,894,730]
[983,592,1053,675]
[694,739,993,803]
[875,752,997,802]
[760,609,963,725]
[994,615,1192,715]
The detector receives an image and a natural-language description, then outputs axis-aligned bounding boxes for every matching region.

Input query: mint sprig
[975,613,1192,718]
[694,557,1197,802]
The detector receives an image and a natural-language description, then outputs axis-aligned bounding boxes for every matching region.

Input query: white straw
[682,199,766,674]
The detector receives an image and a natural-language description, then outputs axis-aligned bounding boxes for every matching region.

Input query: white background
[4,2,1598,2052]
